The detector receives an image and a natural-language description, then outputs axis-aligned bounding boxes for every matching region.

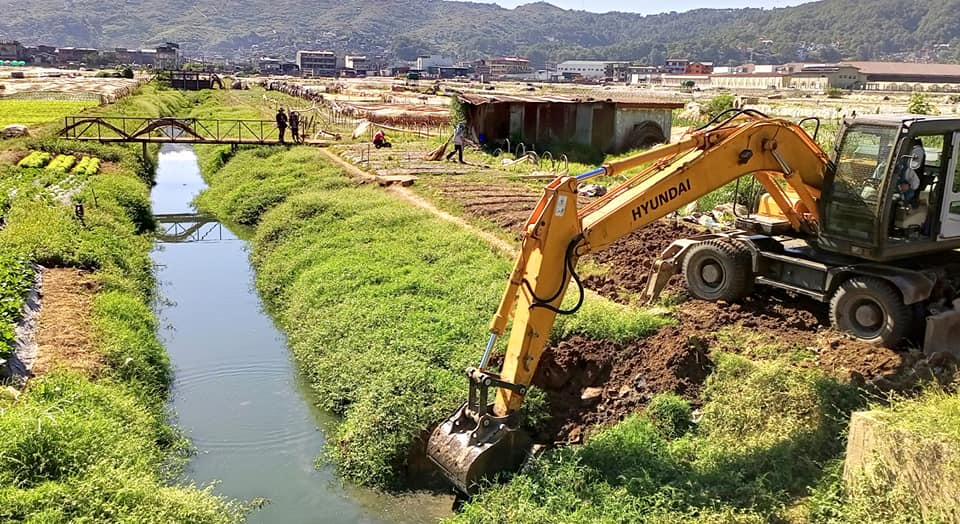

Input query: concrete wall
[468,101,672,154]
[611,108,670,152]
[712,75,788,90]
[845,411,960,521]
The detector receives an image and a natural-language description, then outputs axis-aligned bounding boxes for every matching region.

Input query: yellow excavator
[427,110,960,494]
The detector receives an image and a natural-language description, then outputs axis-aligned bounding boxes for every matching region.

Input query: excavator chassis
[644,230,960,353]
[427,368,532,494]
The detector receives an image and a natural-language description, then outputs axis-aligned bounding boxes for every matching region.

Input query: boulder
[1,124,29,138]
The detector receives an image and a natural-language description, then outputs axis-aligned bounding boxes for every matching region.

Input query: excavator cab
[816,116,960,260]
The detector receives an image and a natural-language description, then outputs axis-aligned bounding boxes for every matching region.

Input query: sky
[478,0,810,14]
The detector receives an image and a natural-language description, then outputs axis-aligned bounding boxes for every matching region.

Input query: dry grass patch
[32,268,103,377]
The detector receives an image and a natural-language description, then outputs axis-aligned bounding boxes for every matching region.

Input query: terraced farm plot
[0,99,98,128]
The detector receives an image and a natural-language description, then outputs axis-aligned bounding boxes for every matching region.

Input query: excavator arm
[427,113,830,494]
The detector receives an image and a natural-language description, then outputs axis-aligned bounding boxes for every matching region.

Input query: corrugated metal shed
[458,93,683,109]
[458,93,681,154]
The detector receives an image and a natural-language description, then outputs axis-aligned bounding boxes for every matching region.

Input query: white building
[557,60,617,79]
[416,54,453,71]
[345,55,370,72]
[296,50,336,77]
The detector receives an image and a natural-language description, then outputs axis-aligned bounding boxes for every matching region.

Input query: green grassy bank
[0,86,241,522]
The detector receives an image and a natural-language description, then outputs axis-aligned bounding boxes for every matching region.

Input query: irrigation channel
[150,144,451,523]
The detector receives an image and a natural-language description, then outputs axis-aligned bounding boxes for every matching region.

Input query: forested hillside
[3,0,960,65]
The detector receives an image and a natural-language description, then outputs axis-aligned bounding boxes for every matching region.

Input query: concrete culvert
[626,120,666,150]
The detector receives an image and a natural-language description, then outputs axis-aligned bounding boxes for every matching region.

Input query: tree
[705,93,736,116]
[121,66,134,79]
[908,92,935,115]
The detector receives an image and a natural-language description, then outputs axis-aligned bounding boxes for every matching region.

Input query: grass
[0,100,98,128]
[453,353,863,523]
[0,85,240,521]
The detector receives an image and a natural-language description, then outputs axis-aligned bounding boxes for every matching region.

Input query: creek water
[150,144,451,523]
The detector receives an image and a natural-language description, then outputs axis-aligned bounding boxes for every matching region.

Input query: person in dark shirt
[276,108,288,144]
[289,110,300,144]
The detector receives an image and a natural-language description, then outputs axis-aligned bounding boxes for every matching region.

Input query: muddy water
[151,144,451,523]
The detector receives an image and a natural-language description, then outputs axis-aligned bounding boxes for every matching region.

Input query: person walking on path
[276,108,288,144]
[446,122,466,164]
[289,110,300,144]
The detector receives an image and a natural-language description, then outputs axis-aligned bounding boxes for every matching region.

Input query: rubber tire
[829,276,912,346]
[682,240,753,301]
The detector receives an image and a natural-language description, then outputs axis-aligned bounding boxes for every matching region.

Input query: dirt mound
[582,220,702,303]
[530,327,712,444]
[523,291,926,444]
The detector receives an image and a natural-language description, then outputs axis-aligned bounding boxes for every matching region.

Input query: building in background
[841,61,960,90]
[297,50,337,77]
[458,93,682,154]
[114,48,157,66]
[665,58,689,74]
[416,54,453,72]
[486,56,532,76]
[257,57,282,74]
[344,55,370,76]
[685,61,714,75]
[155,42,180,70]
[556,60,630,81]
[56,47,100,64]
[0,40,26,61]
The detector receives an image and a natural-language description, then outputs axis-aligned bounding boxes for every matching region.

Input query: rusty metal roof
[842,61,960,77]
[457,93,683,108]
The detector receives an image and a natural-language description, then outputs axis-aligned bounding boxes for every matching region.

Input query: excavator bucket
[427,403,531,494]
[427,368,532,494]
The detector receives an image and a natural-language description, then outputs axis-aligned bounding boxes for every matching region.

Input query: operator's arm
[488,116,828,417]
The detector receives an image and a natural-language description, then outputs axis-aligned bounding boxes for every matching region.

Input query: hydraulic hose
[521,234,586,316]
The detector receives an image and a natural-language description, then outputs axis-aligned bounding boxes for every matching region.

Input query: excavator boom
[427,112,830,494]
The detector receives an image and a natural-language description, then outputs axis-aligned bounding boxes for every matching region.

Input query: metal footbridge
[60,116,330,146]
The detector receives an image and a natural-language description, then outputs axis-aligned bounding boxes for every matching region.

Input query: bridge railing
[61,115,287,143]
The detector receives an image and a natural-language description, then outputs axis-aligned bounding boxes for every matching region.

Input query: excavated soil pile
[525,293,936,444]
[581,220,701,303]
[529,332,711,444]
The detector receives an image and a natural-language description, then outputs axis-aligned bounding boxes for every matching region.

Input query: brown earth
[31,268,103,377]
[433,181,539,236]
[581,220,703,303]
[427,178,953,443]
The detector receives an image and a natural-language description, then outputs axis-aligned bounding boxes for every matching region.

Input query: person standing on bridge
[289,110,301,144]
[276,107,288,144]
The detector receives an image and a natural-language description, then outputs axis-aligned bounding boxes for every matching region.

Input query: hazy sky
[479,0,809,14]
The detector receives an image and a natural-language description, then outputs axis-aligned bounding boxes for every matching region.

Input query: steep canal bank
[150,144,450,523]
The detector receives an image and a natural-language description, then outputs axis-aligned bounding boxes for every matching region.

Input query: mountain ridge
[2,0,959,66]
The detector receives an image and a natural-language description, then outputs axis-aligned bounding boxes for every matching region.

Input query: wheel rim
[699,260,724,289]
[851,298,884,336]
